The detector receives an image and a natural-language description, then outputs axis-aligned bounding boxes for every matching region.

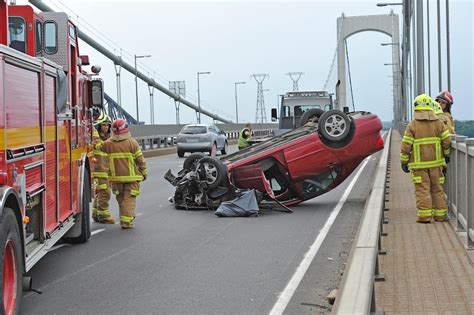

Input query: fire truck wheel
[183,153,206,171]
[0,207,23,315]
[64,171,91,244]
[298,108,324,127]
[197,156,228,190]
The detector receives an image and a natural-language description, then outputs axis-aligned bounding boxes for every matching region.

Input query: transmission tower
[252,74,269,124]
[286,72,304,91]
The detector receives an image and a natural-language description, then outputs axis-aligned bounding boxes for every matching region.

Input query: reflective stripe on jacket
[101,131,147,183]
[400,110,451,170]
[238,128,252,148]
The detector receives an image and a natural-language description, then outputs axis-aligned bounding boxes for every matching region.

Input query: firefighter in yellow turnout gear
[101,119,147,229]
[92,114,115,224]
[400,94,451,223]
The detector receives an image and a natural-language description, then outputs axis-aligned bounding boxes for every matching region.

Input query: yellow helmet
[432,100,443,115]
[413,94,433,111]
[94,114,112,126]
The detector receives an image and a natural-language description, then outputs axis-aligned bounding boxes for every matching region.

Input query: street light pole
[134,54,151,123]
[234,81,246,124]
[197,71,211,124]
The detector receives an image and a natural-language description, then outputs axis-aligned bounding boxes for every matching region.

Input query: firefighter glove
[444,155,450,164]
[401,163,410,173]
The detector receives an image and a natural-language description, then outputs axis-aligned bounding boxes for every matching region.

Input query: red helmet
[435,91,453,106]
[112,118,129,134]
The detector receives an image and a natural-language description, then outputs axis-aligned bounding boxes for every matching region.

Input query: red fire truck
[0,1,104,313]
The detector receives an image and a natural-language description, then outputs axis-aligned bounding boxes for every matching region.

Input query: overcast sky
[31,0,473,123]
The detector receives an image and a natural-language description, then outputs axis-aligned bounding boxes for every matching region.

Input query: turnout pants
[111,182,141,227]
[411,167,447,220]
[92,178,111,219]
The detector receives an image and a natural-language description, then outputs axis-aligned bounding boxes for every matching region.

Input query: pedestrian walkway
[375,131,474,313]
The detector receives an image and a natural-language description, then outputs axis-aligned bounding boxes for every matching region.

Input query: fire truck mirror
[90,79,104,108]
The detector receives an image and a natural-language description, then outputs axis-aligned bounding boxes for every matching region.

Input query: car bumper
[177,142,212,152]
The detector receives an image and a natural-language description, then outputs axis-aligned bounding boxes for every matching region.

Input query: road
[23,145,382,314]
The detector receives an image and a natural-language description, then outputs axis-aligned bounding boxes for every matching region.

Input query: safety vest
[238,128,252,148]
[101,132,147,183]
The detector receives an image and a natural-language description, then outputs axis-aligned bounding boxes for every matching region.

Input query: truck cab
[271,91,334,133]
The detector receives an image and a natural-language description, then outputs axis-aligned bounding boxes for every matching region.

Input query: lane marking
[91,228,106,236]
[269,157,371,315]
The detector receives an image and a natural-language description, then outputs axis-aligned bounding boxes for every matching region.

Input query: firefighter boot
[96,210,116,224]
[92,208,100,223]
[118,183,138,229]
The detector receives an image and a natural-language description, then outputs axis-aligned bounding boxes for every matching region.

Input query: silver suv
[176,124,228,157]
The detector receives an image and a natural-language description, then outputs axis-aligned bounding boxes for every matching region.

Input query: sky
[22,0,474,124]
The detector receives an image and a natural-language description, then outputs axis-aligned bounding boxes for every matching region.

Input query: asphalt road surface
[23,144,382,314]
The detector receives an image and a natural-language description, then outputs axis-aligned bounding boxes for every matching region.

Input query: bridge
[23,1,473,314]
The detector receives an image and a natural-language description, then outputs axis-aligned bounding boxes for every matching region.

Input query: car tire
[209,142,217,156]
[221,141,228,155]
[177,150,185,158]
[63,170,91,244]
[298,108,324,127]
[183,153,206,171]
[0,207,23,315]
[318,110,352,143]
[197,156,228,189]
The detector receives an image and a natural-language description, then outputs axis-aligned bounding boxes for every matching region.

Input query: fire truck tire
[0,207,23,315]
[183,153,206,171]
[197,156,228,190]
[318,110,352,143]
[298,108,324,127]
[64,171,91,244]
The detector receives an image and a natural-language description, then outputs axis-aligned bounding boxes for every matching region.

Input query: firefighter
[102,119,147,229]
[238,123,254,150]
[400,94,451,223]
[92,114,115,224]
[435,90,455,134]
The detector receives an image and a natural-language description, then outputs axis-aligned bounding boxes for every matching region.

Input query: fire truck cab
[0,1,104,313]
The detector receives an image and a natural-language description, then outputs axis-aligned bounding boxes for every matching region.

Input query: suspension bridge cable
[344,39,355,112]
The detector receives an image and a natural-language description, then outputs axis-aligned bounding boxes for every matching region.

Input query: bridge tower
[286,72,304,91]
[252,74,268,124]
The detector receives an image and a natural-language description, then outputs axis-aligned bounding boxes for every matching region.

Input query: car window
[208,126,218,134]
[299,167,341,198]
[181,126,207,134]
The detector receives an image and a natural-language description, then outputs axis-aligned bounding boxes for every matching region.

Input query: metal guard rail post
[134,129,273,151]
[332,129,391,314]
[446,135,474,249]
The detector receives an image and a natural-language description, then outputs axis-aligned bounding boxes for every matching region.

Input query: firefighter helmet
[413,94,433,111]
[435,90,453,106]
[112,118,129,134]
[432,100,443,115]
[94,113,112,126]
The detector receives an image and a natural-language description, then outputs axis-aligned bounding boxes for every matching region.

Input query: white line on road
[91,228,106,236]
[269,157,370,315]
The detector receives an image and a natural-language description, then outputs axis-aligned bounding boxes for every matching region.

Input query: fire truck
[0,1,104,313]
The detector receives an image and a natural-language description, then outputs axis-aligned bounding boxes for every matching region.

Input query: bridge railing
[332,130,391,314]
[134,129,274,151]
[446,135,474,249]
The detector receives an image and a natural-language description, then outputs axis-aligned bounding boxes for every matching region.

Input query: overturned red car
[165,109,383,210]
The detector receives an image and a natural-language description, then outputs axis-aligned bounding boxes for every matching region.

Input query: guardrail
[446,135,474,249]
[332,130,391,314]
[134,129,274,151]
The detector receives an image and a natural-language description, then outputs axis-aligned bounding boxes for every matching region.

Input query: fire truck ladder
[104,93,139,125]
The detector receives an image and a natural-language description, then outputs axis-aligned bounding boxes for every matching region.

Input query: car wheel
[197,156,228,189]
[221,141,228,155]
[298,108,324,127]
[178,150,185,158]
[0,207,23,315]
[318,110,351,142]
[183,153,206,171]
[209,142,217,156]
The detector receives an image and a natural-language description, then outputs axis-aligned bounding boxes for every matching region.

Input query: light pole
[234,81,246,124]
[197,71,211,124]
[134,54,151,123]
